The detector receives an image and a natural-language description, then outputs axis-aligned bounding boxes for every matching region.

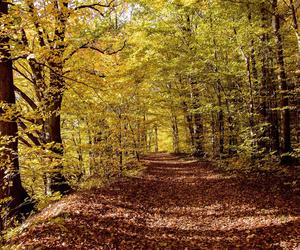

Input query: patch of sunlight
[202,174,223,180]
[212,214,299,231]
[150,160,199,165]
[147,203,299,233]
[175,175,198,181]
[280,240,300,250]
[255,208,279,215]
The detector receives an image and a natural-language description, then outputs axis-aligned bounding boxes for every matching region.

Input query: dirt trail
[14,154,300,249]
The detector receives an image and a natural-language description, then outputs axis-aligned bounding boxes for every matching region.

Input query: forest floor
[11,153,300,249]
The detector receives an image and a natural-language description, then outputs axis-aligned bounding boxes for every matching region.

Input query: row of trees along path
[11,153,300,249]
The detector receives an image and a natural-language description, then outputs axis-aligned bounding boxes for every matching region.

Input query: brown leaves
[11,153,300,249]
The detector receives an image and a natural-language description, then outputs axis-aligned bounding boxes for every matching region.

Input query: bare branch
[83,40,127,55]
[64,40,126,62]
[63,41,90,63]
[74,0,116,11]
[64,69,106,78]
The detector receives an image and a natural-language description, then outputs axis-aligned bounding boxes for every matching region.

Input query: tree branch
[18,121,41,147]
[83,40,127,55]
[14,85,38,110]
[12,65,35,85]
[74,0,116,11]
[64,40,126,62]
[19,137,33,148]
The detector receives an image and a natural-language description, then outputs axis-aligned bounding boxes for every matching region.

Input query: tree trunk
[154,124,158,153]
[171,114,180,154]
[186,113,194,147]
[182,101,194,148]
[259,7,270,152]
[191,81,205,157]
[46,108,71,194]
[45,65,71,194]
[211,111,217,157]
[259,5,280,154]
[272,0,292,163]
[0,1,33,232]
[289,0,300,53]
[142,113,147,152]
[193,112,205,157]
[118,113,123,176]
[216,82,224,156]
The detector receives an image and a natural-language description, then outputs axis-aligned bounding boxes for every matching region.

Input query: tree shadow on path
[13,153,300,249]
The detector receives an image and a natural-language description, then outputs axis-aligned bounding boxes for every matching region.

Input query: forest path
[14,153,300,249]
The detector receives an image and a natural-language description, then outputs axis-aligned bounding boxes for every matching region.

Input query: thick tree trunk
[0,1,33,231]
[45,65,71,194]
[47,107,71,194]
[259,5,280,154]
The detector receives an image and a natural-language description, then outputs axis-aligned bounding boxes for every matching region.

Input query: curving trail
[14,154,300,249]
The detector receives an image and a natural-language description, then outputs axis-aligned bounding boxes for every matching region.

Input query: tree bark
[44,0,72,194]
[0,0,33,232]
[216,82,224,156]
[272,0,292,163]
[45,65,71,194]
[259,5,280,154]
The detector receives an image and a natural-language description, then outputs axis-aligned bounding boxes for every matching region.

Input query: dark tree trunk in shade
[216,82,224,156]
[211,111,217,157]
[259,5,280,154]
[0,0,34,232]
[272,0,292,163]
[45,65,71,194]
[43,0,72,194]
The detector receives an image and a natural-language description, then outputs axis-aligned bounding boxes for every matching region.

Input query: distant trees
[129,0,299,165]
